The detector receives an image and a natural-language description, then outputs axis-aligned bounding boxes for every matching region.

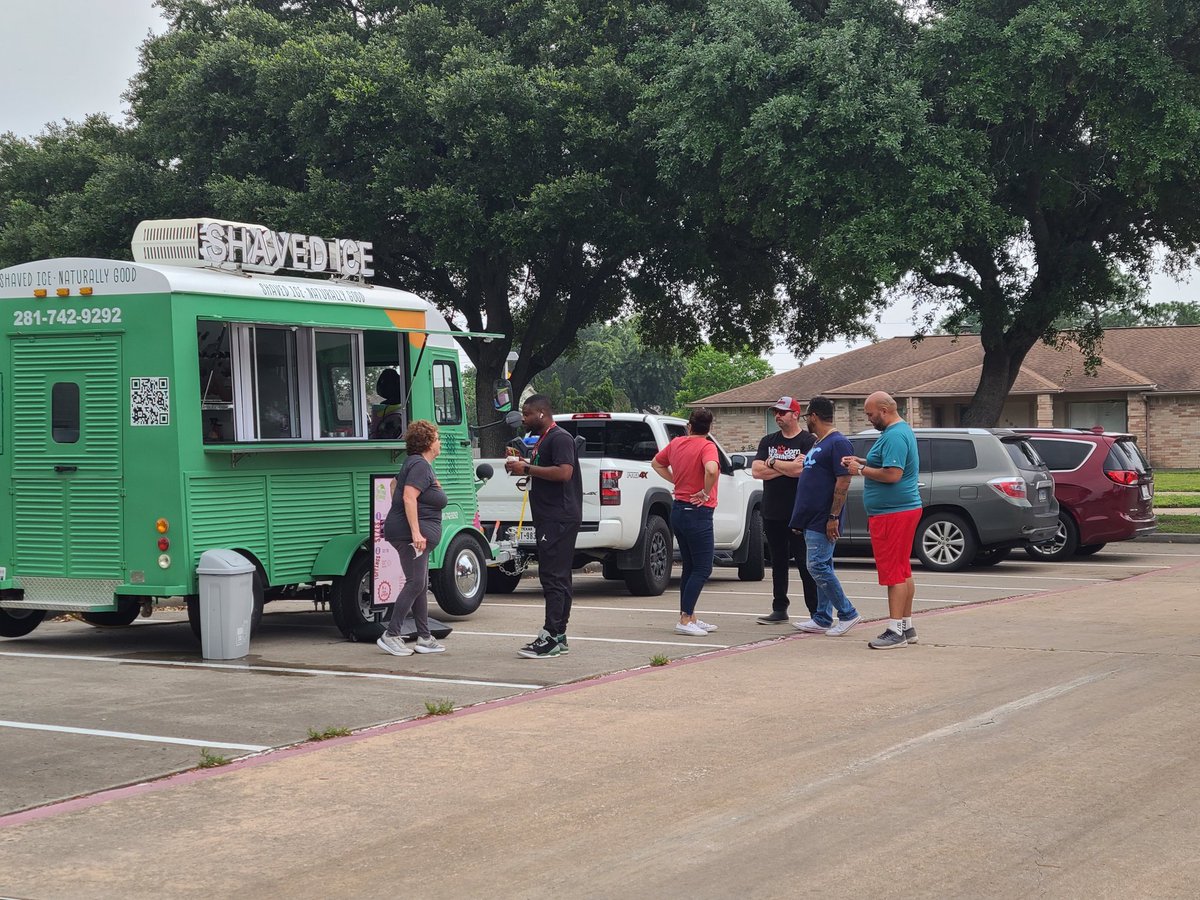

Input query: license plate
[1140,484,1151,500]
[1039,488,1048,503]
[507,525,536,545]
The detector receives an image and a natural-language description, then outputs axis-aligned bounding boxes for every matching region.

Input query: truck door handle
[54,465,78,473]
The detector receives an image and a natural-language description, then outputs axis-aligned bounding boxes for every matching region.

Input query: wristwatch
[768,458,776,469]
[827,513,839,520]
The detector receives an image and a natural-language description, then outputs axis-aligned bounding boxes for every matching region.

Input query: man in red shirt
[652,408,720,637]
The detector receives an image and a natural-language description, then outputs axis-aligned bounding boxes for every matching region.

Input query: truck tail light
[600,469,622,505]
[987,477,1027,502]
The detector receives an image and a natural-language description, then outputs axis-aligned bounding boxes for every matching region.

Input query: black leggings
[764,518,817,616]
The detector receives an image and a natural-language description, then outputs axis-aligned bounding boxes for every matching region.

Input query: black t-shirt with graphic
[529,426,583,524]
[755,429,816,521]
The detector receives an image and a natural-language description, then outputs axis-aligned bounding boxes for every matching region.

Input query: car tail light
[987,477,1027,501]
[1104,469,1139,486]
[600,469,622,505]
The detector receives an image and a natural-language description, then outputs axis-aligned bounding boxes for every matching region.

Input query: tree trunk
[473,340,522,457]
[959,332,1040,426]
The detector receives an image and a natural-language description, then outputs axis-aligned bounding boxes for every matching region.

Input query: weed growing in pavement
[198,748,231,768]
[307,726,352,741]
[650,654,670,667]
[424,699,455,716]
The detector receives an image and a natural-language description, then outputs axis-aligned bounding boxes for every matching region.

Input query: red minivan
[1015,429,1157,560]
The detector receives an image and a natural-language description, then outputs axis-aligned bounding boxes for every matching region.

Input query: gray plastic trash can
[196,549,256,659]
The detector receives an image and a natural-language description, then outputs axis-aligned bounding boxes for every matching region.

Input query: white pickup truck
[477,413,764,596]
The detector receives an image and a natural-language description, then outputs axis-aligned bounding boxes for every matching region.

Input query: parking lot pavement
[1,545,1198,898]
[0,543,1196,817]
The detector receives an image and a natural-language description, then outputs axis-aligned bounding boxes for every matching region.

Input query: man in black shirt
[505,394,583,658]
[751,397,818,624]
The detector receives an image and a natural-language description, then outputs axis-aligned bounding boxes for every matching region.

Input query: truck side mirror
[504,410,523,428]
[494,379,514,412]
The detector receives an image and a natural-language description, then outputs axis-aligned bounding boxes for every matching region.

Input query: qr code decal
[130,377,170,426]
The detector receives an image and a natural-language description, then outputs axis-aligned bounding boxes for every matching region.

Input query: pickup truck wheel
[1023,513,1079,562]
[331,552,389,642]
[914,512,977,572]
[737,508,765,581]
[431,532,486,616]
[624,514,672,596]
[0,607,46,638]
[80,597,141,627]
[486,565,522,594]
[187,568,266,641]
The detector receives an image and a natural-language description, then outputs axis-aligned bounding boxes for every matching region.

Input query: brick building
[697,326,1200,469]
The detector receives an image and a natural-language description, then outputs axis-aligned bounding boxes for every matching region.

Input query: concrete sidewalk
[2,561,1199,899]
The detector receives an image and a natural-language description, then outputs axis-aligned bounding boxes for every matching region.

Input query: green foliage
[1154,471,1200,492]
[1155,514,1200,534]
[650,653,670,666]
[198,748,231,768]
[306,725,352,741]
[674,346,774,415]
[423,699,455,716]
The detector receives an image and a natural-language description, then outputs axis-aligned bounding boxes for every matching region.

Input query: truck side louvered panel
[12,481,66,574]
[187,476,270,570]
[435,443,476,511]
[268,474,357,581]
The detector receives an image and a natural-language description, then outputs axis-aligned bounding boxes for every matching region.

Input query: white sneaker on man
[674,621,708,636]
[792,618,828,634]
[826,615,861,636]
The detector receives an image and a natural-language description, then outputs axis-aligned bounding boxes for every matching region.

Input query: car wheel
[430,532,487,616]
[1024,513,1079,562]
[0,607,46,638]
[737,508,765,581]
[971,547,1011,567]
[1076,543,1106,556]
[915,512,978,572]
[625,514,672,596]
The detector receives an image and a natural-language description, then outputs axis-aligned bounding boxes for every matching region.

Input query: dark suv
[1013,429,1157,560]
[840,428,1060,571]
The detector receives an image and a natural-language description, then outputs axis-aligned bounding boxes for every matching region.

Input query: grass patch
[306,726,352,741]
[198,748,231,768]
[650,654,670,667]
[1153,470,1200,492]
[1156,514,1200,534]
[423,699,455,716]
[1154,495,1200,508]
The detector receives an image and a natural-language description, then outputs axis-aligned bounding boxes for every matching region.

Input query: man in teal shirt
[842,391,922,649]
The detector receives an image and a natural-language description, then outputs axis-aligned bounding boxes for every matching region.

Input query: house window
[1067,400,1126,432]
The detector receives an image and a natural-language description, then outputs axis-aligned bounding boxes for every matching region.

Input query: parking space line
[0,651,540,690]
[454,631,727,649]
[0,720,269,752]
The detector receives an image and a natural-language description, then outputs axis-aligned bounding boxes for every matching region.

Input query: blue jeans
[671,501,714,616]
[804,529,859,627]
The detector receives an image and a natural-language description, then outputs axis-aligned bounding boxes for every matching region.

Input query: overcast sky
[0,0,1193,373]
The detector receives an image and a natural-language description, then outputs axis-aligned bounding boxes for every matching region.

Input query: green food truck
[0,217,502,642]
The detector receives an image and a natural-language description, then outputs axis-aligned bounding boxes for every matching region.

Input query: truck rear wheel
[0,607,46,638]
[331,552,389,642]
[430,532,487,616]
[737,508,765,581]
[81,597,141,627]
[624,514,671,596]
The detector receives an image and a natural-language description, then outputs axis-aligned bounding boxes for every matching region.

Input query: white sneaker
[674,621,708,636]
[695,620,718,633]
[826,615,861,637]
[792,618,828,634]
[377,634,413,656]
[414,636,445,654]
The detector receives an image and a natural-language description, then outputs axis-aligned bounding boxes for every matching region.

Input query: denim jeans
[804,529,859,627]
[671,501,714,616]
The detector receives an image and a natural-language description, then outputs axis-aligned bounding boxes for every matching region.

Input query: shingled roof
[700,325,1200,406]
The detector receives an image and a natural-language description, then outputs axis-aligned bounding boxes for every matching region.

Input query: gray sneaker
[377,633,413,656]
[868,628,908,650]
[904,627,918,644]
[414,636,445,654]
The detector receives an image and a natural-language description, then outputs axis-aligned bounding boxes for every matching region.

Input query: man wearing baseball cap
[751,397,817,624]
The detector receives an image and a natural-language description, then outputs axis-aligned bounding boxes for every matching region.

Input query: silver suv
[841,428,1060,572]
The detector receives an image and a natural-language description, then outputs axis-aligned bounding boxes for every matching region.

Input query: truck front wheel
[737,508,765,581]
[624,514,672,596]
[430,532,487,616]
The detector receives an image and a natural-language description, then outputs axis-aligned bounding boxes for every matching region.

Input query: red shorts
[868,508,922,586]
